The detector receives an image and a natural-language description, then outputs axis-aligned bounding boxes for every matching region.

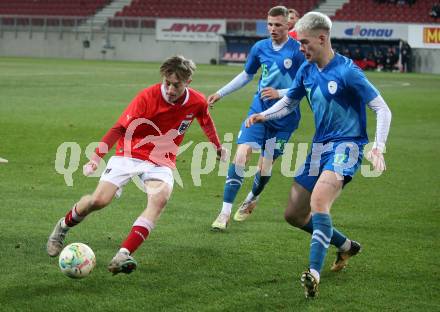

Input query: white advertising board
[408,25,440,49]
[156,19,226,42]
[332,22,408,40]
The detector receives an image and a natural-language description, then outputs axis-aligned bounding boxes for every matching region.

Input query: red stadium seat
[114,0,321,19]
[0,0,111,17]
[333,0,439,23]
[222,52,232,61]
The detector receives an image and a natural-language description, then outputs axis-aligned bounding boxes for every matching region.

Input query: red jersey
[95,83,221,168]
[289,30,297,40]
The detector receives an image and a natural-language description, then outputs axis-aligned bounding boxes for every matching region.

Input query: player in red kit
[288,8,300,39]
[47,56,226,275]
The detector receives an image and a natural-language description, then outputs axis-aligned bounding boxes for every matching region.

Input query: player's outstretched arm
[366,95,392,172]
[366,148,386,172]
[209,71,254,108]
[83,122,126,176]
[207,93,221,108]
[247,96,299,128]
[216,145,229,162]
[197,104,228,162]
[83,160,99,176]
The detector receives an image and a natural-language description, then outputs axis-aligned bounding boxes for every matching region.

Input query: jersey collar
[316,51,338,72]
[160,83,190,106]
[271,37,289,51]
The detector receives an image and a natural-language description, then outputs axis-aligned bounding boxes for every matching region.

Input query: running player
[246,12,392,298]
[209,6,305,230]
[47,55,226,275]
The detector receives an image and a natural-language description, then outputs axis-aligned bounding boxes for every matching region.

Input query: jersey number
[261,64,268,78]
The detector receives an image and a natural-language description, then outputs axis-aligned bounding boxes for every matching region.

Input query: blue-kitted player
[208,6,305,230]
[246,12,392,298]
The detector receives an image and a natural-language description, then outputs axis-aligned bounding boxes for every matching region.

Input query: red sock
[64,205,84,227]
[121,226,150,254]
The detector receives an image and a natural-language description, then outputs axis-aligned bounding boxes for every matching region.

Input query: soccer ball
[58,243,96,279]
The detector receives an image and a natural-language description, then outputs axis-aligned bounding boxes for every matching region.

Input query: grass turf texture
[0,57,439,311]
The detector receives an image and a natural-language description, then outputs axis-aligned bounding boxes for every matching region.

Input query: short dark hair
[268,6,289,19]
[288,8,300,18]
[159,55,196,82]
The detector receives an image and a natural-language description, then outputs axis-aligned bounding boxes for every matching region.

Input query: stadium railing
[0,15,86,39]
[0,15,157,40]
[0,15,259,40]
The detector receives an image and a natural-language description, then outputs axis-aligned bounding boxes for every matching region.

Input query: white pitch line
[377,82,411,88]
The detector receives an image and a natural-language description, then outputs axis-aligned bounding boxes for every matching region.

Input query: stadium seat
[222,52,232,61]
[332,0,438,23]
[0,0,111,17]
[113,0,321,19]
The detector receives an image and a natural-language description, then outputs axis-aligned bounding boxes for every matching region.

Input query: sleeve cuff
[277,89,288,97]
[372,142,385,153]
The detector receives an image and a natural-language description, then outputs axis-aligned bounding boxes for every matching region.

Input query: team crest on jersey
[284,58,292,69]
[178,119,192,135]
[328,81,338,94]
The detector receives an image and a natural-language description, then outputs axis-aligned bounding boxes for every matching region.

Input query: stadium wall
[0,31,221,64]
[412,49,440,74]
[1,27,439,73]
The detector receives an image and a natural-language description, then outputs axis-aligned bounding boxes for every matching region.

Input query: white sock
[118,247,130,255]
[339,239,351,252]
[220,202,232,215]
[71,205,84,222]
[310,269,320,283]
[60,218,70,231]
[244,191,258,202]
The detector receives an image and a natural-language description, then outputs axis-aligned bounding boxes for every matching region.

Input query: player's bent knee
[147,185,171,208]
[234,145,252,166]
[234,153,248,167]
[310,196,330,213]
[153,195,169,209]
[284,210,307,228]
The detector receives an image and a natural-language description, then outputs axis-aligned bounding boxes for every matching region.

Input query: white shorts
[100,156,174,198]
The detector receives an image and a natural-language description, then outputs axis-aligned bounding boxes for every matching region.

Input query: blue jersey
[245,37,305,132]
[287,53,379,143]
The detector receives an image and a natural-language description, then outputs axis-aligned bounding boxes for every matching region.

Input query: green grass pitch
[0,57,439,311]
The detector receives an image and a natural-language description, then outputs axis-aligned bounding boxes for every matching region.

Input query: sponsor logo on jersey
[178,120,192,135]
[284,58,292,69]
[186,113,194,118]
[328,81,338,94]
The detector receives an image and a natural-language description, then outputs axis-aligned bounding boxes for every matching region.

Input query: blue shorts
[236,119,293,160]
[294,141,365,192]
